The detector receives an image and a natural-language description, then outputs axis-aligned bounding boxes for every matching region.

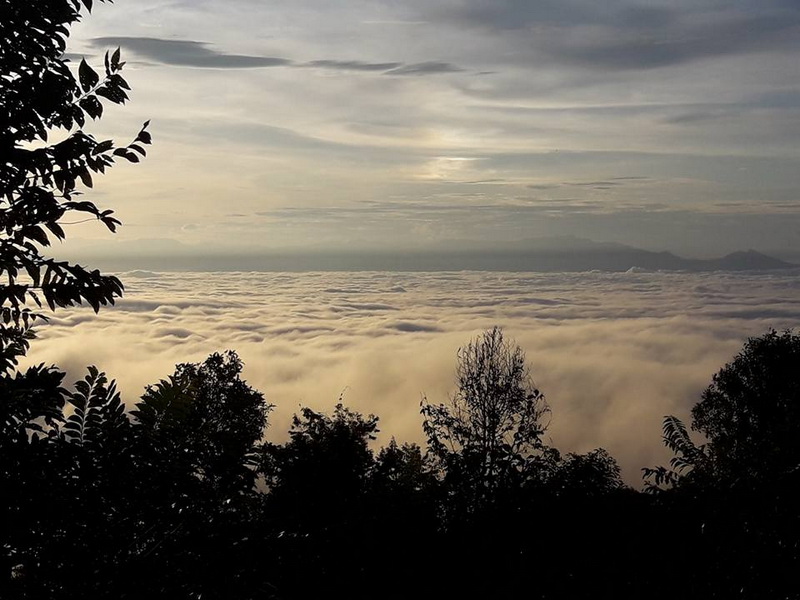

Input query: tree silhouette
[0,0,150,367]
[421,326,549,511]
[1,364,138,598]
[258,403,380,598]
[693,329,800,485]
[642,330,800,599]
[645,329,800,491]
[134,351,272,493]
[2,352,274,598]
[261,403,378,529]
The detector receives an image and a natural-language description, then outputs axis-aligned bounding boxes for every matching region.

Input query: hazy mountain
[66,237,796,272]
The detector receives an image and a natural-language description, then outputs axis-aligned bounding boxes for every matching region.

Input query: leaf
[45,222,66,241]
[80,96,103,120]
[24,263,42,287]
[128,143,147,156]
[92,140,114,155]
[79,59,100,92]
[96,86,128,104]
[22,226,50,247]
[78,168,93,188]
[136,130,153,145]
[110,73,130,90]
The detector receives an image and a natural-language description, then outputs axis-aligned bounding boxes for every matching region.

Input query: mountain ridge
[65,238,798,272]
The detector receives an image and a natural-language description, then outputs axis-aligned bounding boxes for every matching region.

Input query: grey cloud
[338,302,398,311]
[385,61,464,75]
[90,36,292,68]
[304,59,402,71]
[663,110,737,125]
[439,0,614,30]
[529,177,649,190]
[434,1,800,71]
[747,89,800,109]
[90,37,465,75]
[390,321,442,333]
[569,181,623,187]
[548,14,800,71]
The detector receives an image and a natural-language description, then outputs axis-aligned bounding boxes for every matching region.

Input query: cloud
[437,1,800,71]
[385,61,464,76]
[90,36,292,68]
[88,37,465,76]
[390,321,443,333]
[20,270,800,485]
[546,15,800,71]
[304,59,402,72]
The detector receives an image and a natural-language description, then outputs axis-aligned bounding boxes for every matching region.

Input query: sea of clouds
[21,269,800,484]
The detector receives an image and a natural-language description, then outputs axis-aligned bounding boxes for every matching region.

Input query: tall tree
[644,329,800,490]
[261,403,378,527]
[133,351,272,495]
[421,327,550,511]
[642,330,800,600]
[0,0,150,369]
[258,404,380,599]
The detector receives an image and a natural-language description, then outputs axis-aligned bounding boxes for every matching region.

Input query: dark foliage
[642,329,800,599]
[694,328,800,484]
[4,328,800,599]
[261,403,378,521]
[421,326,550,515]
[2,352,274,599]
[0,0,150,370]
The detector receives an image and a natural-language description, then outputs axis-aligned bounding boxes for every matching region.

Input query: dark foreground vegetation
[2,2,800,598]
[2,328,800,599]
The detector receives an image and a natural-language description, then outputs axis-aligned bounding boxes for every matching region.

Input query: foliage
[0,363,66,445]
[134,351,272,491]
[0,0,150,369]
[257,404,381,598]
[693,329,800,484]
[421,327,550,508]
[62,365,127,447]
[1,363,135,599]
[2,352,274,598]
[545,448,625,496]
[638,332,800,599]
[373,438,434,495]
[261,403,379,520]
[644,329,800,491]
[642,415,707,491]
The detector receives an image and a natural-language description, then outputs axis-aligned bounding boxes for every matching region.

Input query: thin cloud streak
[90,36,292,68]
[88,36,465,75]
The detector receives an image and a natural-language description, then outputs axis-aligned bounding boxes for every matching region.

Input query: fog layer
[23,269,800,483]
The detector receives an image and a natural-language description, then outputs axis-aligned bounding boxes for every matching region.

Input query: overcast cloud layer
[22,270,800,484]
[60,0,800,260]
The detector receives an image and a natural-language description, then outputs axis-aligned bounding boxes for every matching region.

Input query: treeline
[2,327,799,599]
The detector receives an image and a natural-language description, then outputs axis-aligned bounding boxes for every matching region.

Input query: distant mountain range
[67,236,798,272]
[310,246,795,273]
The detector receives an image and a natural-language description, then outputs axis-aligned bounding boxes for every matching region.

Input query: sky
[61,0,800,261]
[23,269,800,484]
